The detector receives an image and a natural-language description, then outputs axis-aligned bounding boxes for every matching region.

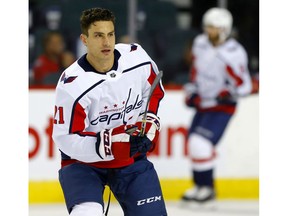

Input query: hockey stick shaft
[140,70,163,136]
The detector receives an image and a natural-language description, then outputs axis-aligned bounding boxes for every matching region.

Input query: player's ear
[80,34,88,46]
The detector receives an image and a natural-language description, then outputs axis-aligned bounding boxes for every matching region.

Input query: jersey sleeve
[124,44,165,118]
[189,34,206,85]
[225,46,252,97]
[141,60,165,117]
[52,86,111,163]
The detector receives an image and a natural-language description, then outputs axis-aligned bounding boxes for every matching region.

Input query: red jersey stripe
[226,65,243,86]
[147,65,165,114]
[70,102,96,136]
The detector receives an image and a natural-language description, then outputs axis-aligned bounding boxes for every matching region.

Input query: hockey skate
[180,186,216,210]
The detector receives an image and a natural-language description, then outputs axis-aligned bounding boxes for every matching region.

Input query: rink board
[29,88,259,203]
[29,178,259,203]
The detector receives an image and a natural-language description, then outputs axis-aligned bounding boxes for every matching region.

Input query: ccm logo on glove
[103,130,112,156]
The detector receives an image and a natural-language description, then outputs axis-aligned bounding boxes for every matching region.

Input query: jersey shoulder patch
[60,72,78,84]
[130,44,138,52]
[116,43,151,68]
[115,43,143,53]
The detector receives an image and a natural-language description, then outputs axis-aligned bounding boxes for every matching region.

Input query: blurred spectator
[31,31,75,85]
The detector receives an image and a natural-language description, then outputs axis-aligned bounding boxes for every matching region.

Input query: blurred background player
[181,7,253,204]
[31,31,75,85]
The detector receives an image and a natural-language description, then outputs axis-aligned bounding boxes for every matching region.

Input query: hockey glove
[185,93,201,108]
[130,113,161,156]
[216,89,235,105]
[95,124,138,160]
[130,135,153,157]
[251,76,259,94]
[183,83,200,108]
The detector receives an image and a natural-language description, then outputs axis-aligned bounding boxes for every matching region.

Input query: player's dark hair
[80,8,116,36]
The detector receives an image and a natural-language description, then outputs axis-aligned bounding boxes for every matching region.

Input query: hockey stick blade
[140,70,163,136]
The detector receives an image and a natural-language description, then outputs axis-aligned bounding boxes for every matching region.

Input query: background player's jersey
[52,43,164,168]
[190,34,252,110]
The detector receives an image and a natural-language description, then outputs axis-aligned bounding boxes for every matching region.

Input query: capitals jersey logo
[130,44,138,52]
[60,72,78,84]
[90,89,143,126]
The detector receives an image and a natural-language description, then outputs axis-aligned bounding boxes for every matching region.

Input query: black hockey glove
[129,135,153,157]
[185,93,201,108]
[216,90,236,105]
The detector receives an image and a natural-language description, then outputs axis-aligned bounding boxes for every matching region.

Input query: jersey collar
[77,49,121,74]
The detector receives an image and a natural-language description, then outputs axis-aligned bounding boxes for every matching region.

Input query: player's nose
[103,36,110,47]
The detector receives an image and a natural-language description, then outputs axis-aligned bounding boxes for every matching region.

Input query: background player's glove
[216,89,235,105]
[251,74,259,94]
[95,124,138,160]
[130,113,161,156]
[185,93,201,108]
[183,83,200,108]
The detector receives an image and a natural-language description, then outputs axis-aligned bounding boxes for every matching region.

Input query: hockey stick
[104,189,111,216]
[139,70,163,136]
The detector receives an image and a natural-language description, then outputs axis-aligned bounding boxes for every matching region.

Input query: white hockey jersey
[52,43,164,168]
[190,34,252,111]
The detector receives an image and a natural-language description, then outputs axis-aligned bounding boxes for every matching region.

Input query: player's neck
[86,54,114,73]
[210,39,223,47]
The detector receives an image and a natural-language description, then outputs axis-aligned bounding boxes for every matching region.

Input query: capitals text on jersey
[90,89,143,126]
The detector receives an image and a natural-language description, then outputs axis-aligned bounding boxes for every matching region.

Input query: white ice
[29,200,259,216]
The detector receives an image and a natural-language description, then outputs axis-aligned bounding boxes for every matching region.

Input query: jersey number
[54,106,65,124]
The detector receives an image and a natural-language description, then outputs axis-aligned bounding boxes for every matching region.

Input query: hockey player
[52,8,167,216]
[181,8,252,203]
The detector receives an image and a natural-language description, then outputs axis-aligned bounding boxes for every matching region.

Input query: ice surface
[29,200,259,216]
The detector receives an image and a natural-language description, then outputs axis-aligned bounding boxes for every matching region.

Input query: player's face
[204,25,221,45]
[81,21,115,61]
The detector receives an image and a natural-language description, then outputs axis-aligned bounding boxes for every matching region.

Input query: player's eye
[108,32,115,37]
[94,33,102,38]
